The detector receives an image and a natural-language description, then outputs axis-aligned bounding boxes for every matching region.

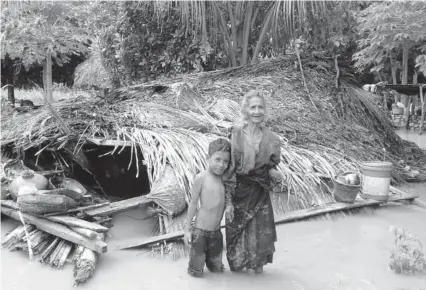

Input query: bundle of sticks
[1,202,109,286]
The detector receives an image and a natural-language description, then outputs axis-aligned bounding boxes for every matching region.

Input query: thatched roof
[73,44,112,89]
[2,56,425,211]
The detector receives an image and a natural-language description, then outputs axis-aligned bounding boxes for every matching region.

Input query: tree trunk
[5,71,15,107]
[251,10,273,64]
[334,54,340,89]
[419,85,425,135]
[250,7,259,32]
[376,71,383,82]
[405,95,412,130]
[44,51,53,103]
[43,61,47,93]
[7,85,15,107]
[217,6,237,67]
[227,2,239,67]
[241,2,253,65]
[201,2,208,44]
[402,45,409,85]
[389,55,397,85]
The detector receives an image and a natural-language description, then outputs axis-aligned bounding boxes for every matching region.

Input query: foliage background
[1,1,426,89]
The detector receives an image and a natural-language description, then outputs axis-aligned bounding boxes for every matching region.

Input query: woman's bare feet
[255,266,263,274]
[246,266,263,275]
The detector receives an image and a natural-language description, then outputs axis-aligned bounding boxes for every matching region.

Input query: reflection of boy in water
[184,138,231,277]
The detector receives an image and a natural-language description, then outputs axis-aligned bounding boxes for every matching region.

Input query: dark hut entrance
[72,144,151,200]
[7,140,151,201]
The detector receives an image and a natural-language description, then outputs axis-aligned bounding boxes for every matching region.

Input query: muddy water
[2,204,426,290]
[396,129,426,149]
[2,131,426,290]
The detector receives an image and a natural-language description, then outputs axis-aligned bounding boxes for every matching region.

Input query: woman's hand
[183,230,191,247]
[225,205,234,222]
[269,168,284,182]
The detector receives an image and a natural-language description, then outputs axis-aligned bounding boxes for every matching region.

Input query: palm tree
[138,1,326,67]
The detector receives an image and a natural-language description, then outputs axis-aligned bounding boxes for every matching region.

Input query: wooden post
[383,92,387,110]
[7,83,15,107]
[45,51,53,103]
[419,85,425,135]
[405,95,412,130]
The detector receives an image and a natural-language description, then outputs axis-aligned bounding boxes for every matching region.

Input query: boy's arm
[185,174,203,231]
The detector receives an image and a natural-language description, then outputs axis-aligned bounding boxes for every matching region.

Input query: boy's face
[208,150,230,176]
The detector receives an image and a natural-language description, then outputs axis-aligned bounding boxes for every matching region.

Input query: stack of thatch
[1,56,425,214]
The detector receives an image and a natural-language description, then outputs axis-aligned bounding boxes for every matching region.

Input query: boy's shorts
[188,227,224,277]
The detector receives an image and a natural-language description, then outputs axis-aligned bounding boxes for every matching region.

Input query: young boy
[184,138,231,277]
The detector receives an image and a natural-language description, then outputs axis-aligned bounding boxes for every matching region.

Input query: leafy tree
[95,1,342,84]
[1,2,90,101]
[77,1,360,85]
[142,1,328,66]
[353,1,426,84]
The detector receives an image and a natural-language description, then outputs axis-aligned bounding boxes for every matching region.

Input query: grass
[0,85,94,106]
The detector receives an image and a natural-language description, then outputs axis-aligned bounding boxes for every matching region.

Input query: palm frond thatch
[73,43,112,89]
[2,57,425,214]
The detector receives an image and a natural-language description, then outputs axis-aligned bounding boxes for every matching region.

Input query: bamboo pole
[419,85,425,135]
[1,207,107,253]
[57,242,73,269]
[39,237,60,263]
[295,45,319,112]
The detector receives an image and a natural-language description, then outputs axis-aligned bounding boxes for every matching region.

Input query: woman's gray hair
[240,90,267,121]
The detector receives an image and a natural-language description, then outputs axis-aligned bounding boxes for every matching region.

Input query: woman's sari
[222,124,281,271]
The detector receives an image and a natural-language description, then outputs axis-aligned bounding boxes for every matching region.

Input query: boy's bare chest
[200,177,225,208]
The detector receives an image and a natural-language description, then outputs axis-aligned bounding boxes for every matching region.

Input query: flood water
[1,131,426,290]
[396,129,426,149]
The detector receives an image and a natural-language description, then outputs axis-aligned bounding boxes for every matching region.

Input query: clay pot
[9,170,48,200]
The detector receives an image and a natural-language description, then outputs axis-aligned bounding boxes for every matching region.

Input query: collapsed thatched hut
[2,56,425,220]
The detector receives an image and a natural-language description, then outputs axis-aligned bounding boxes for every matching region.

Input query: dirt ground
[1,182,426,290]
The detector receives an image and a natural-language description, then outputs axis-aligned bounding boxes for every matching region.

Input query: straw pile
[1,56,425,213]
[73,41,113,89]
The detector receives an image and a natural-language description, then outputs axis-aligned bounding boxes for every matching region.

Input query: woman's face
[246,97,265,124]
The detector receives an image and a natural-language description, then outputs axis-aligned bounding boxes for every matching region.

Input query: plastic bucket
[360,161,393,201]
[332,172,362,203]
[392,107,404,115]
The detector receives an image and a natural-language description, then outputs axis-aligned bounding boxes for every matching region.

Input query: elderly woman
[223,90,283,274]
